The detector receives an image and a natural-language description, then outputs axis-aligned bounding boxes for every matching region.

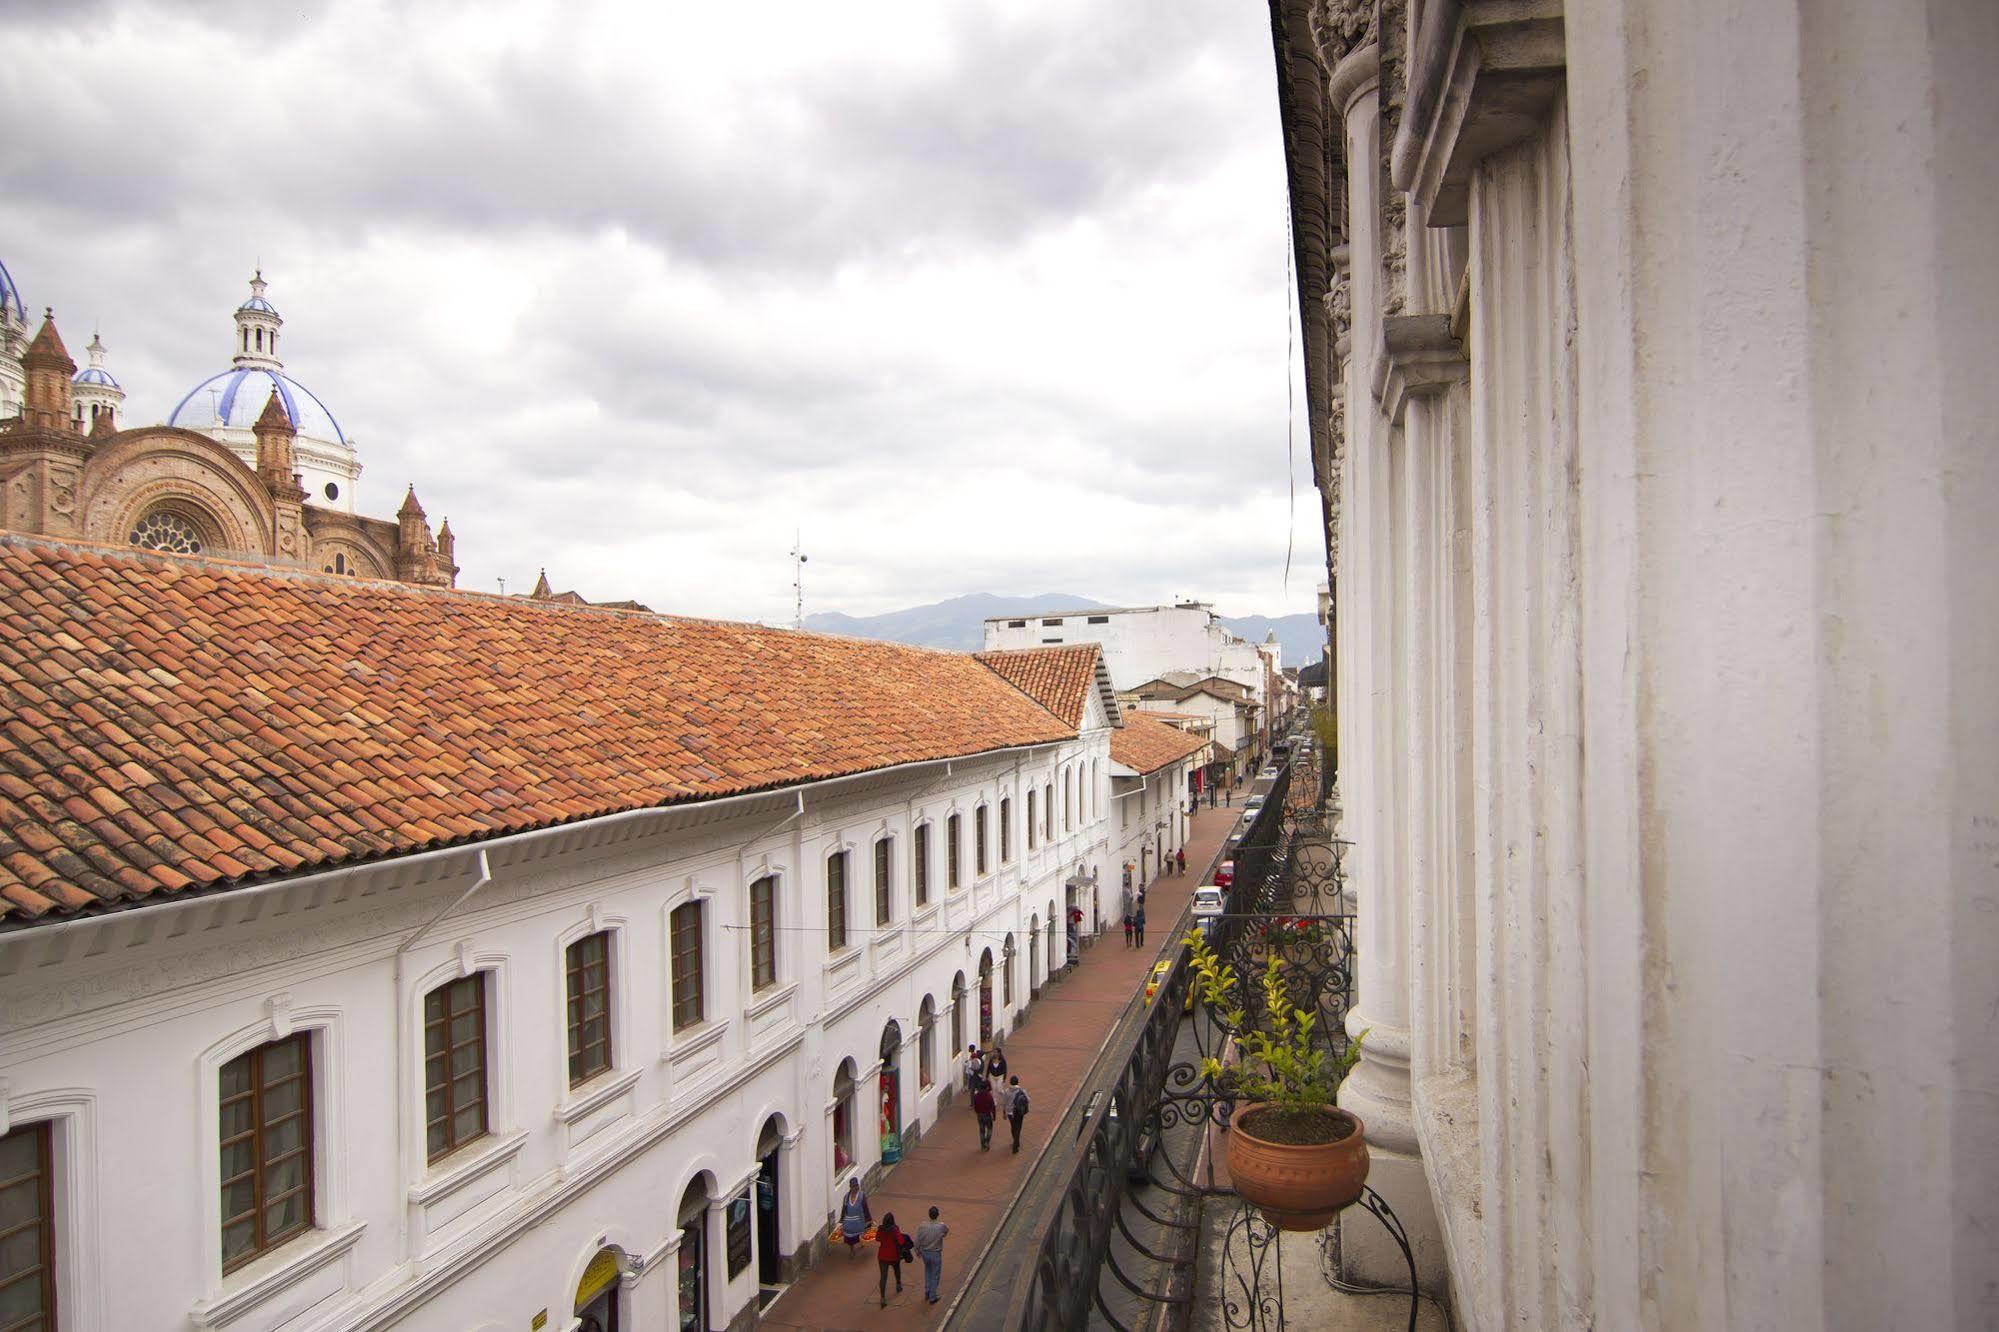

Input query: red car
[1215,860,1234,889]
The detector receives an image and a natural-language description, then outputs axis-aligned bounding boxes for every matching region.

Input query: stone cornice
[1371,315,1468,424]
[1392,0,1567,226]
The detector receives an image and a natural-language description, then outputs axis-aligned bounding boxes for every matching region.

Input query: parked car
[1260,764,1280,779]
[1077,1090,1156,1185]
[1144,958,1174,1004]
[1191,885,1226,918]
[1215,860,1235,888]
[1243,794,1266,815]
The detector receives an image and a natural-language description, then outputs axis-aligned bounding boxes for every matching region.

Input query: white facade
[0,729,1116,1330]
[1111,757,1197,906]
[1277,3,1999,1329]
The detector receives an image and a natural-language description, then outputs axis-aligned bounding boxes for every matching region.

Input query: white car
[1243,794,1265,814]
[1191,886,1226,917]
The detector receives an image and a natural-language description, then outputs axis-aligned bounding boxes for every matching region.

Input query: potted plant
[1185,929,1368,1230]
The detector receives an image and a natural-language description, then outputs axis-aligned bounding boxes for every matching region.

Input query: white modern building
[1272,2,1998,1329]
[0,537,1125,1332]
[982,602,1278,708]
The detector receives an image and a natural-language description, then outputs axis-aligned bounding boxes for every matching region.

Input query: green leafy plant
[1185,928,1365,1124]
[1308,703,1338,780]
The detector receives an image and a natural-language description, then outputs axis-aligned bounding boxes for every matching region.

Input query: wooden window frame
[1027,790,1037,851]
[750,875,777,992]
[975,805,989,877]
[423,973,490,1164]
[1000,797,1012,864]
[565,932,615,1087]
[946,816,962,891]
[670,901,705,1032]
[827,851,849,952]
[0,1122,56,1330]
[913,825,930,908]
[873,838,893,926]
[218,1033,316,1274]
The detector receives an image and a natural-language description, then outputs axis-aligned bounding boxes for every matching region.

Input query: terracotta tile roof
[0,537,1074,928]
[1111,713,1210,776]
[1132,709,1209,725]
[973,644,1108,731]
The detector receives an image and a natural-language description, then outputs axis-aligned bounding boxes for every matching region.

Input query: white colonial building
[1108,714,1210,909]
[1272,2,1998,1329]
[0,537,1125,1332]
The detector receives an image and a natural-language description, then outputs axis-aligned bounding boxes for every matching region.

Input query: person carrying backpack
[1005,1075,1031,1154]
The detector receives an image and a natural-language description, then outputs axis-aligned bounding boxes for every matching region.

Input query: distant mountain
[805,594,1324,663]
[805,593,1110,652]
[1216,614,1326,668]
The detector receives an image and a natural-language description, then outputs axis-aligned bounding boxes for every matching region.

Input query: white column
[1326,40,1443,1291]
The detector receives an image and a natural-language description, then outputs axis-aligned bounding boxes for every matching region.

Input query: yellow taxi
[1144,959,1198,1012]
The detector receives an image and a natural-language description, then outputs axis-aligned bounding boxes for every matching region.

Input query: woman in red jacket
[875,1211,906,1306]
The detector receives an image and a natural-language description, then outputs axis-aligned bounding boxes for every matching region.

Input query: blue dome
[0,258,24,325]
[168,367,347,446]
[74,366,120,389]
[238,295,280,315]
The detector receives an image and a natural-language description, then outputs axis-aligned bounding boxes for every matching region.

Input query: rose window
[128,509,204,554]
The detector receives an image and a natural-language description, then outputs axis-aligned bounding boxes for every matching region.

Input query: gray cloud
[1,1,1323,622]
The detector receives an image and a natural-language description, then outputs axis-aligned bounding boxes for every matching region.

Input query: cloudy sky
[3,0,1319,623]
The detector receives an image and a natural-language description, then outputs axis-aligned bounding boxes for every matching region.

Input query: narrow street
[760,801,1243,1332]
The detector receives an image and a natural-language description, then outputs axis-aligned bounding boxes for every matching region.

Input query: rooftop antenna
[791,531,809,630]
[497,576,508,597]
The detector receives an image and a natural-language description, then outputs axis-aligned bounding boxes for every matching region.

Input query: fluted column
[1326,34,1446,1290]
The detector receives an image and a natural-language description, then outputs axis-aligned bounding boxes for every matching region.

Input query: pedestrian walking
[1225,789,1232,808]
[1005,1075,1031,1154]
[839,1178,871,1259]
[1176,848,1186,876]
[971,1081,997,1150]
[964,1044,985,1092]
[1122,910,1134,947]
[986,1042,1008,1086]
[1134,905,1147,946]
[876,1211,906,1305]
[915,1206,951,1304]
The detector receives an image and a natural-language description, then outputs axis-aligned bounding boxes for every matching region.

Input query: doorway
[878,1020,903,1164]
[756,1117,784,1289]
[576,1246,624,1332]
[676,1178,709,1332]
[977,950,994,1044]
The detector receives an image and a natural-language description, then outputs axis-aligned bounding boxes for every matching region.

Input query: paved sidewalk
[760,802,1242,1331]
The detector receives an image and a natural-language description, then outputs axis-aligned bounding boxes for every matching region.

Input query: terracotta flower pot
[1226,1103,1368,1231]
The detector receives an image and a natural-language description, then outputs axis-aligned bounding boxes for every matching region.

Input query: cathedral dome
[168,366,346,445]
[0,258,25,328]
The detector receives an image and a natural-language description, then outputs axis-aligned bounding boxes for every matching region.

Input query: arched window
[1029,917,1040,990]
[242,328,249,353]
[128,508,204,555]
[255,328,263,351]
[918,996,936,1089]
[1003,934,1016,1006]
